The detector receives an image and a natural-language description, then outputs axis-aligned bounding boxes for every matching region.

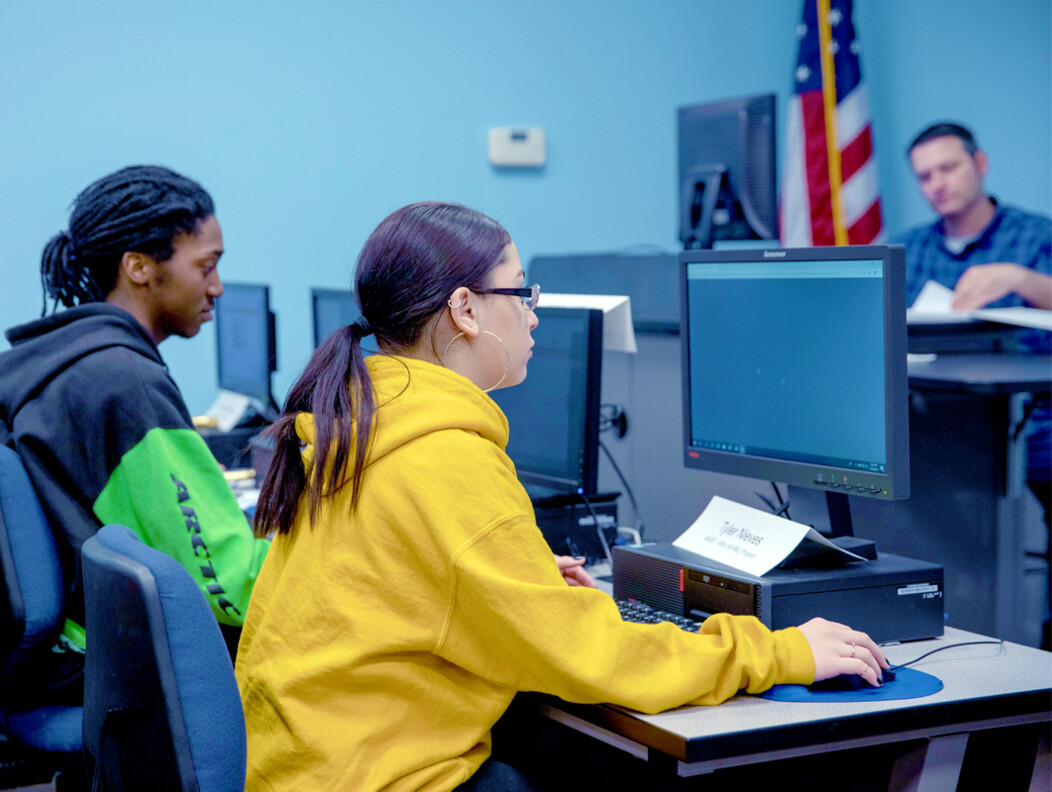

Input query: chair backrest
[0,445,65,693]
[81,524,246,792]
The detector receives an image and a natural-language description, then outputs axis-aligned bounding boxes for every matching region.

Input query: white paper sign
[672,496,865,577]
[537,293,637,353]
[205,389,252,433]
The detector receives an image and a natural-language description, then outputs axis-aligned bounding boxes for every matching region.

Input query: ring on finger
[850,642,856,658]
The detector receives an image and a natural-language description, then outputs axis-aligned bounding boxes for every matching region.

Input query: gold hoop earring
[441,330,510,393]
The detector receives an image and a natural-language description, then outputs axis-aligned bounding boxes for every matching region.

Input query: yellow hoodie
[236,355,814,792]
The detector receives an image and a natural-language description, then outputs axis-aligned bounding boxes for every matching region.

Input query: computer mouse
[808,667,896,691]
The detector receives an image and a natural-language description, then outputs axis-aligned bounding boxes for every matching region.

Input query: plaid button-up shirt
[893,200,1051,309]
[894,199,1051,483]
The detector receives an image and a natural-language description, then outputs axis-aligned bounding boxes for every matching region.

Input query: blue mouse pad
[758,667,943,703]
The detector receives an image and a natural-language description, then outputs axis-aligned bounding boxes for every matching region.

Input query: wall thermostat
[488,127,546,167]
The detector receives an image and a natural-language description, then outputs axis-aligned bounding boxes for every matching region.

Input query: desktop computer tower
[613,542,944,643]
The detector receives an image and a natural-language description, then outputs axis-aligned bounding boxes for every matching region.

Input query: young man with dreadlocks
[0,165,269,704]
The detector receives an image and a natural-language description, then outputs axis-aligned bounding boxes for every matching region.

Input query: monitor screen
[311,287,361,348]
[678,93,777,249]
[680,245,909,501]
[215,282,277,407]
[490,306,602,496]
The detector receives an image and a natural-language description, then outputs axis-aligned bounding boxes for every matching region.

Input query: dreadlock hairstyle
[40,165,215,315]
[254,202,512,538]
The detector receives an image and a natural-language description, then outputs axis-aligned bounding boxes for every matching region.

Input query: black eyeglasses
[475,283,541,311]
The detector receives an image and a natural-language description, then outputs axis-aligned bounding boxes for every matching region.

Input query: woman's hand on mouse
[797,617,889,686]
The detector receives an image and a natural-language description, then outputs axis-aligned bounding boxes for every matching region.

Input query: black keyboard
[616,598,702,633]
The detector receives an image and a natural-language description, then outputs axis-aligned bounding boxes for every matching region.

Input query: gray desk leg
[996,393,1030,641]
[887,733,968,792]
[888,723,1045,792]
[956,722,1045,792]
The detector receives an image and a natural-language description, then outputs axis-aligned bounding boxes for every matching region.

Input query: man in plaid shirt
[894,121,1051,648]
[894,122,1051,311]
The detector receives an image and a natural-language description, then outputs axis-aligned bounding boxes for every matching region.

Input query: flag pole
[816,0,849,246]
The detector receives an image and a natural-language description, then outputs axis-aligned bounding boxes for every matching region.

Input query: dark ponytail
[40,165,214,315]
[40,231,102,311]
[255,320,374,536]
[253,202,511,538]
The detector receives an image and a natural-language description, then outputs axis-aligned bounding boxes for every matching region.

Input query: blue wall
[1,0,1049,413]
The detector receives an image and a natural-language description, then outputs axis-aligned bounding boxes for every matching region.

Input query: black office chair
[0,445,85,789]
[81,524,247,792]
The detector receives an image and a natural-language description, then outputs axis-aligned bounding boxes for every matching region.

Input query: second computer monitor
[215,282,277,408]
[490,306,603,497]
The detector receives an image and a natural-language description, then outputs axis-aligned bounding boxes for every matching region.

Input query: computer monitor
[214,282,277,409]
[678,93,777,249]
[311,287,361,348]
[680,245,909,532]
[490,306,603,496]
[528,252,680,333]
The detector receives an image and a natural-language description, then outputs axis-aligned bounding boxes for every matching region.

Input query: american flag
[780,0,883,247]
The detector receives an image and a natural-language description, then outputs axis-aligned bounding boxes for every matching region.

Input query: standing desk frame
[850,353,1051,644]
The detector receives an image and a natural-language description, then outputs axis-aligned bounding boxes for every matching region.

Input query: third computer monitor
[311,287,361,348]
[678,93,777,249]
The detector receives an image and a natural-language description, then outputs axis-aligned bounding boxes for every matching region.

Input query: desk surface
[542,627,1051,769]
[907,353,1051,393]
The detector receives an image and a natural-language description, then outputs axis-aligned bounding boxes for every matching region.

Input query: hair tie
[352,316,372,337]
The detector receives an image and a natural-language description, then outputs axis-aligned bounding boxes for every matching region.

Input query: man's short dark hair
[907,122,979,157]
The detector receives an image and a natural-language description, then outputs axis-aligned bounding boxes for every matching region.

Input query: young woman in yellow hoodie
[235,202,888,792]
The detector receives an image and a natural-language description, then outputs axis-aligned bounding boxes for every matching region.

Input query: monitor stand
[785,486,855,538]
[825,491,854,537]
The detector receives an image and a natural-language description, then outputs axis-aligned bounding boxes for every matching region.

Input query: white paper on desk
[971,306,1052,331]
[906,281,972,325]
[672,496,865,577]
[205,389,252,433]
[537,293,637,353]
[907,280,1052,330]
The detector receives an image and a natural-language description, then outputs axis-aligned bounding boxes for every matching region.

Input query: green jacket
[0,304,268,645]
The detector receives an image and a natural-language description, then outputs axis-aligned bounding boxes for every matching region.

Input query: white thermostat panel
[488,127,546,167]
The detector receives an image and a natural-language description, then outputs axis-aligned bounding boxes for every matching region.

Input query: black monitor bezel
[215,282,277,408]
[679,244,909,500]
[496,305,603,496]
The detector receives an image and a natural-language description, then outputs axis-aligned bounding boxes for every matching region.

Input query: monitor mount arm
[680,164,726,250]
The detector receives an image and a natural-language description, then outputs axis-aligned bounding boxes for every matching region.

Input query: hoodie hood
[0,304,162,423]
[294,355,510,476]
